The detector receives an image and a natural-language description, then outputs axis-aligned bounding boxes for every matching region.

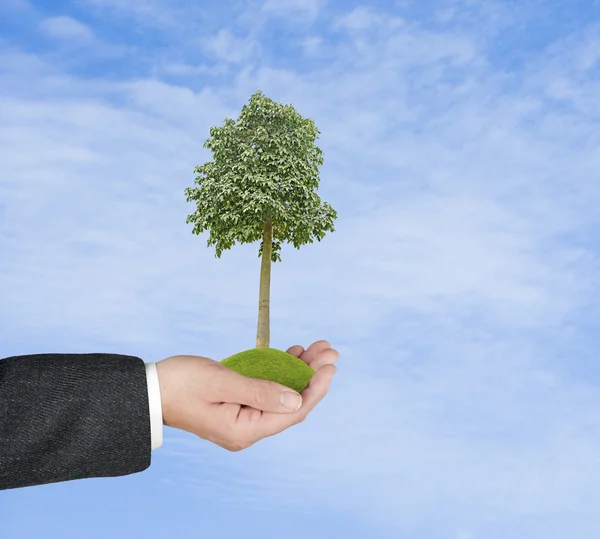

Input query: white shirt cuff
[144,362,164,451]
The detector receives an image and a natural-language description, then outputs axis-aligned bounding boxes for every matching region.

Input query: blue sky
[2,0,600,537]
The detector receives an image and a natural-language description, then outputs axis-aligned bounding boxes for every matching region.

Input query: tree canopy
[184,90,337,262]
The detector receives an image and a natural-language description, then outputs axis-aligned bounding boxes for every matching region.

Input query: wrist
[156,359,174,427]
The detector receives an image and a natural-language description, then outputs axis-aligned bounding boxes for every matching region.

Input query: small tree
[184,90,337,349]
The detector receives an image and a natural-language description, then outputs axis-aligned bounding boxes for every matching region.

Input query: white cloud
[261,0,325,20]
[332,6,392,31]
[3,3,600,537]
[160,63,216,76]
[1,0,33,11]
[433,0,518,32]
[39,16,94,41]
[82,0,188,29]
[202,29,256,64]
[301,35,323,56]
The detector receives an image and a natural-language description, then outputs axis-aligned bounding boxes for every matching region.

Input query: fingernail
[280,391,302,412]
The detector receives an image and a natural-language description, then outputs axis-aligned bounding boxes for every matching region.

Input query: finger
[285,344,305,358]
[212,367,304,413]
[286,342,338,369]
[298,340,332,367]
[309,348,340,371]
[254,363,337,438]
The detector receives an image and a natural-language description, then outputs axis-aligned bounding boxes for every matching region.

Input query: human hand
[155,340,339,451]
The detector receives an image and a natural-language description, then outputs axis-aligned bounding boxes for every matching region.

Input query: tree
[184,90,337,351]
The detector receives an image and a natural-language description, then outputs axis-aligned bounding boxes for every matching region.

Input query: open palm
[225,340,339,446]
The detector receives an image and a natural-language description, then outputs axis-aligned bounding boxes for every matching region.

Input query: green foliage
[184,90,337,262]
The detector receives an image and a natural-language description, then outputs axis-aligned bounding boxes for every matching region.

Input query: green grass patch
[221,347,315,393]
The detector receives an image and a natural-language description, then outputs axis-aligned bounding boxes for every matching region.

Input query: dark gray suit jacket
[0,353,152,490]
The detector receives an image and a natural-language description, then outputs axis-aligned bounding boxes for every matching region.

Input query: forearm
[0,352,152,490]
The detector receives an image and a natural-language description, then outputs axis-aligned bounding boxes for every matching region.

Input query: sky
[1,0,600,537]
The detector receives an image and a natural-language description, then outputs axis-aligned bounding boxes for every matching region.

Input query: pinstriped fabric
[0,353,151,490]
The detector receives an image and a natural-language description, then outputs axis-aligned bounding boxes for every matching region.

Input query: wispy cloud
[300,35,323,57]
[332,6,387,31]
[1,0,34,13]
[39,16,94,41]
[2,1,600,537]
[81,0,198,30]
[261,0,325,20]
[201,29,257,64]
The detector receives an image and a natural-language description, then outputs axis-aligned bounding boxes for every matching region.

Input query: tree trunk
[256,220,273,348]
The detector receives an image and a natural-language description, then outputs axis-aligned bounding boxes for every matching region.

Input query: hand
[155,340,339,451]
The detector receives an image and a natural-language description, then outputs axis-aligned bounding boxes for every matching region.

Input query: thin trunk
[256,220,273,348]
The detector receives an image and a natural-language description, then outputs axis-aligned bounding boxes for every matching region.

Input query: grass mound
[221,347,315,393]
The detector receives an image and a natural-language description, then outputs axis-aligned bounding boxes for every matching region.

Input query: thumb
[216,368,303,413]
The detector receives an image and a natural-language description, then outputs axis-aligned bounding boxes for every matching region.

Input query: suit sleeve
[0,352,152,490]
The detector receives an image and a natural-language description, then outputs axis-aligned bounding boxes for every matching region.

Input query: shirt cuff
[144,362,164,451]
